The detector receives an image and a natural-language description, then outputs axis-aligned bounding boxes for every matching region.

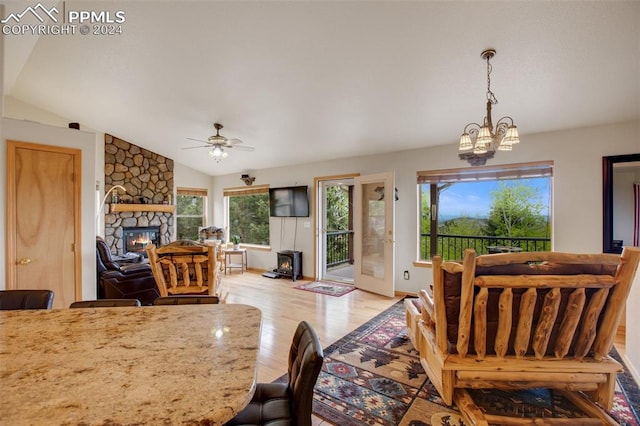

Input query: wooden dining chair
[70,299,141,308]
[146,242,220,298]
[153,295,220,305]
[0,289,54,310]
[225,321,324,426]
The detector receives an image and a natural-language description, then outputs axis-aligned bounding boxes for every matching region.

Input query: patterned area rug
[311,299,640,425]
[294,281,355,297]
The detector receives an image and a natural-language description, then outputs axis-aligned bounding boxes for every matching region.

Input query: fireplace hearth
[123,226,159,257]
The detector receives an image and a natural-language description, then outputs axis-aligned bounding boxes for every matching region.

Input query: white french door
[353,172,395,297]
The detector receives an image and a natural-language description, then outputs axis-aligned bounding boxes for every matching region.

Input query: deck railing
[326,230,353,267]
[327,231,551,265]
[420,233,551,261]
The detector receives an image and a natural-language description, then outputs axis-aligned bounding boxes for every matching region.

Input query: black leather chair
[0,289,54,310]
[153,296,220,305]
[96,237,159,305]
[70,299,141,308]
[225,321,324,426]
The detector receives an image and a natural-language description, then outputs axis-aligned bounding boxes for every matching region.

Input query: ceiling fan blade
[231,145,255,152]
[182,145,211,150]
[186,137,210,144]
[227,138,244,145]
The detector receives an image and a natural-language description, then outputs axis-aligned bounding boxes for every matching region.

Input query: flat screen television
[269,185,309,217]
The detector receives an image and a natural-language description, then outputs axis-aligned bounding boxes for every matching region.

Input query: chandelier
[458,49,520,166]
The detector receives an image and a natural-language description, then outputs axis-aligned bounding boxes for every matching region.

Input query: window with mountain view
[418,162,552,261]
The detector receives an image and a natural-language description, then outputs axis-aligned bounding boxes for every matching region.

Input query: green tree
[229,193,270,245]
[484,181,549,238]
[176,194,204,240]
[325,185,350,264]
[325,185,349,231]
[439,216,485,236]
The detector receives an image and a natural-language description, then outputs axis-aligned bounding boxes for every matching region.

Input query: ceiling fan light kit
[184,122,255,163]
[458,49,521,166]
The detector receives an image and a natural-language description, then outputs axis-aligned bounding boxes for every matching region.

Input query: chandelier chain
[486,56,498,105]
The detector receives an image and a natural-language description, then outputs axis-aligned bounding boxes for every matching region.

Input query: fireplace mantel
[110,204,176,213]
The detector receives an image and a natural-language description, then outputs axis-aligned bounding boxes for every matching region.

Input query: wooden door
[6,141,81,308]
[353,172,395,297]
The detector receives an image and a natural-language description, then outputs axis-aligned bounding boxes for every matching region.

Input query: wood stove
[277,250,302,281]
[122,226,159,257]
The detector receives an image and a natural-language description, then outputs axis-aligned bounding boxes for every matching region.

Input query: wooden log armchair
[412,247,640,425]
[146,241,222,300]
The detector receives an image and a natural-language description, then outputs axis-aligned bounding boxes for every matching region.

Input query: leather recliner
[96,237,159,305]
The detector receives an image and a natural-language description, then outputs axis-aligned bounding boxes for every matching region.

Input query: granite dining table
[0,303,262,425]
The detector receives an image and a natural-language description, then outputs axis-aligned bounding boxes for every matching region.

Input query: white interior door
[353,172,395,297]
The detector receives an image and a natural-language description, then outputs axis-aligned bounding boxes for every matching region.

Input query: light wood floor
[221,271,401,383]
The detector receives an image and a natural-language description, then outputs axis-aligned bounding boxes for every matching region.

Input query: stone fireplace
[104,134,175,255]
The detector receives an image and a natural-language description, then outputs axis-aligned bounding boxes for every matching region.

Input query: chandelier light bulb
[473,141,488,154]
[497,142,513,151]
[459,133,473,151]
[502,125,520,145]
[476,126,492,146]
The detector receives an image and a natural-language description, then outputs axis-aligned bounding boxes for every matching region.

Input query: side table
[225,248,247,274]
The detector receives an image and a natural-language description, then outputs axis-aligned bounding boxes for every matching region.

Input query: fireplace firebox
[277,250,302,281]
[122,226,159,257]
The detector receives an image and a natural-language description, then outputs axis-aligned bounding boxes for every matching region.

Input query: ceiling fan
[184,123,255,162]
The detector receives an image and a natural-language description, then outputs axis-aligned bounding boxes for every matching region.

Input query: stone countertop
[0,304,262,425]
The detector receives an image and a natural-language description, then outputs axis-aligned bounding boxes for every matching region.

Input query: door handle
[17,257,33,265]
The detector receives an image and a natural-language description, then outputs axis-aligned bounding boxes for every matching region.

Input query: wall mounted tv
[269,185,309,217]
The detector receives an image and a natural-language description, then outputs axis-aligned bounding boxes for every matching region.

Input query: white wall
[1,118,97,300]
[212,120,640,294]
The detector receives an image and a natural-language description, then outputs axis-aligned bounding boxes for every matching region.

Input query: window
[176,188,207,240]
[225,185,270,246]
[417,162,552,261]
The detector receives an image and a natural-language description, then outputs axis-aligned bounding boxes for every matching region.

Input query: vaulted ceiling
[3,1,640,176]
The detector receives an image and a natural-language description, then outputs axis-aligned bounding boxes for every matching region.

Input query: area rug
[294,281,355,297]
[310,299,640,425]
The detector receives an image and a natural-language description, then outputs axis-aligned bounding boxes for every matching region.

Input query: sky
[435,178,551,219]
